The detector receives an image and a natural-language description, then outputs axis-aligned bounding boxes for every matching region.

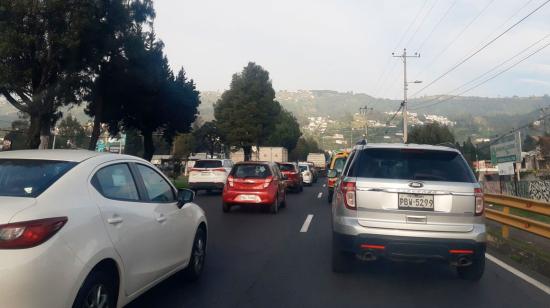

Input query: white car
[298,162,314,186]
[0,150,208,308]
[188,159,233,193]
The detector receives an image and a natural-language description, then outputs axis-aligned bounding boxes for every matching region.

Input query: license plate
[398,194,434,211]
[237,194,260,201]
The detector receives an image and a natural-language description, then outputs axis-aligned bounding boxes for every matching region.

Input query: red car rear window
[231,164,272,179]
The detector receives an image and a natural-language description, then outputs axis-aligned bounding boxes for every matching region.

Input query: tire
[183,227,207,281]
[327,190,334,204]
[270,195,279,214]
[332,235,353,273]
[72,270,117,308]
[222,202,231,213]
[457,255,485,281]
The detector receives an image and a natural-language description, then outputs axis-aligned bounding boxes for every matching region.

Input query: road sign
[490,132,522,164]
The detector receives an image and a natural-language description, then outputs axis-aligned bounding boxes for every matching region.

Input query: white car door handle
[107,216,123,225]
[156,214,167,223]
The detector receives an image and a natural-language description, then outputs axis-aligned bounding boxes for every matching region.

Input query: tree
[193,121,224,158]
[214,62,281,161]
[462,137,477,165]
[289,136,322,161]
[56,115,87,149]
[0,1,152,148]
[266,109,301,152]
[4,118,29,150]
[408,123,455,145]
[173,133,196,159]
[124,129,143,157]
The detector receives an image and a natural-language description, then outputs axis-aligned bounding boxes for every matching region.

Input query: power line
[419,0,495,77]
[404,0,440,48]
[372,0,429,97]
[412,39,550,111]
[416,0,458,52]
[412,0,550,98]
[411,32,550,110]
[478,112,550,150]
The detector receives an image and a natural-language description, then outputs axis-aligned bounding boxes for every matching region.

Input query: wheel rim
[193,236,205,273]
[83,284,109,308]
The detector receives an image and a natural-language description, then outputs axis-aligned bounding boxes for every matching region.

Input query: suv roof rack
[356,139,367,146]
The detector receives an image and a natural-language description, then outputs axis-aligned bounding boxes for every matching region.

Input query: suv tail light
[227,176,234,187]
[340,180,356,210]
[0,217,68,249]
[213,168,227,173]
[474,188,484,215]
[264,176,273,188]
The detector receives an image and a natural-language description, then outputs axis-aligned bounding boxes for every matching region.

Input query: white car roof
[0,149,119,162]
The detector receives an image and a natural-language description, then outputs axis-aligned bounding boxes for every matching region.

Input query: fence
[482,180,550,202]
[484,193,550,239]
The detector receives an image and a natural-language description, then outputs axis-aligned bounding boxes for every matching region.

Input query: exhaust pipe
[357,251,377,261]
[456,255,472,267]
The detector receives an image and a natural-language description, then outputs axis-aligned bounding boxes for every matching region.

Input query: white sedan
[0,150,207,308]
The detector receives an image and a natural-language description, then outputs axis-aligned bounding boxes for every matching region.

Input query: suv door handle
[156,214,167,223]
[107,215,123,225]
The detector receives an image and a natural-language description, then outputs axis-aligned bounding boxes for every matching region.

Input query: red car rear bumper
[223,189,277,205]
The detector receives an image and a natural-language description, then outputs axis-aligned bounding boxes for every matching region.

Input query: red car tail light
[474,187,484,216]
[328,177,337,187]
[227,176,234,187]
[263,176,273,188]
[0,217,68,249]
[340,180,356,210]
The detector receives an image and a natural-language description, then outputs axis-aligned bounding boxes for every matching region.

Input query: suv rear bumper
[333,232,486,262]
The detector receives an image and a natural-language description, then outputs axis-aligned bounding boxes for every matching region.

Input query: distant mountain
[198,90,550,122]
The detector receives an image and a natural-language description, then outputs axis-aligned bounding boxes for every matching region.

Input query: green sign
[490,132,522,164]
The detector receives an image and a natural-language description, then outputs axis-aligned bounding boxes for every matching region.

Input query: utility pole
[359,105,373,140]
[392,48,420,143]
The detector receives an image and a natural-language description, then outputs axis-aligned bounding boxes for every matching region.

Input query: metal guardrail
[484,193,550,239]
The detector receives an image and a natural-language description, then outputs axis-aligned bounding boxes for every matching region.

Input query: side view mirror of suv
[177,189,195,207]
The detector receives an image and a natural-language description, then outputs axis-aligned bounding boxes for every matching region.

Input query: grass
[173,176,189,189]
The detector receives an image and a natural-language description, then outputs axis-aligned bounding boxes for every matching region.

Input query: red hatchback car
[277,162,303,193]
[222,161,287,214]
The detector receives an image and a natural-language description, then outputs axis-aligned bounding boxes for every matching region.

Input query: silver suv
[331,143,486,280]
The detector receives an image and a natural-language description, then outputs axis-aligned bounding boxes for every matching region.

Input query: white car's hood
[0,197,37,224]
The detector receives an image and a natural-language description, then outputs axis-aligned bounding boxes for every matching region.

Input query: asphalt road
[128,181,549,308]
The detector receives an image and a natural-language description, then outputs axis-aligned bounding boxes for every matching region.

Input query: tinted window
[299,165,308,172]
[136,165,175,202]
[195,160,222,168]
[231,164,272,178]
[350,148,475,183]
[0,159,76,197]
[278,164,296,172]
[93,164,140,201]
[333,157,347,172]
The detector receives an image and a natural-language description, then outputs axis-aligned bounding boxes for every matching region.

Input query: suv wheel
[457,255,485,281]
[332,235,353,273]
[73,270,116,308]
[183,228,207,281]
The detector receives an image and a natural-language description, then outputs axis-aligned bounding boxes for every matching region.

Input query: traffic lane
[127,181,322,308]
[128,182,549,308]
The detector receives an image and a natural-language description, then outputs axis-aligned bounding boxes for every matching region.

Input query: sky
[154,0,550,99]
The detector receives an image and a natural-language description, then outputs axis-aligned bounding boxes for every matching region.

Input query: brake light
[474,187,484,215]
[328,177,337,187]
[340,180,356,210]
[0,217,67,249]
[213,168,227,173]
[263,176,273,188]
[227,176,234,187]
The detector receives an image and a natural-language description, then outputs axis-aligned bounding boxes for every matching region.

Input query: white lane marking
[300,214,314,233]
[317,192,323,198]
[486,253,550,295]
[323,184,326,187]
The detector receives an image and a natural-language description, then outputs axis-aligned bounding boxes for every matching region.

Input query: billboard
[490,132,522,165]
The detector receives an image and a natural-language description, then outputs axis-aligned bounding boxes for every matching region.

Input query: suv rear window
[299,165,308,172]
[231,164,272,178]
[194,160,222,168]
[0,159,77,197]
[278,164,296,172]
[349,148,475,183]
